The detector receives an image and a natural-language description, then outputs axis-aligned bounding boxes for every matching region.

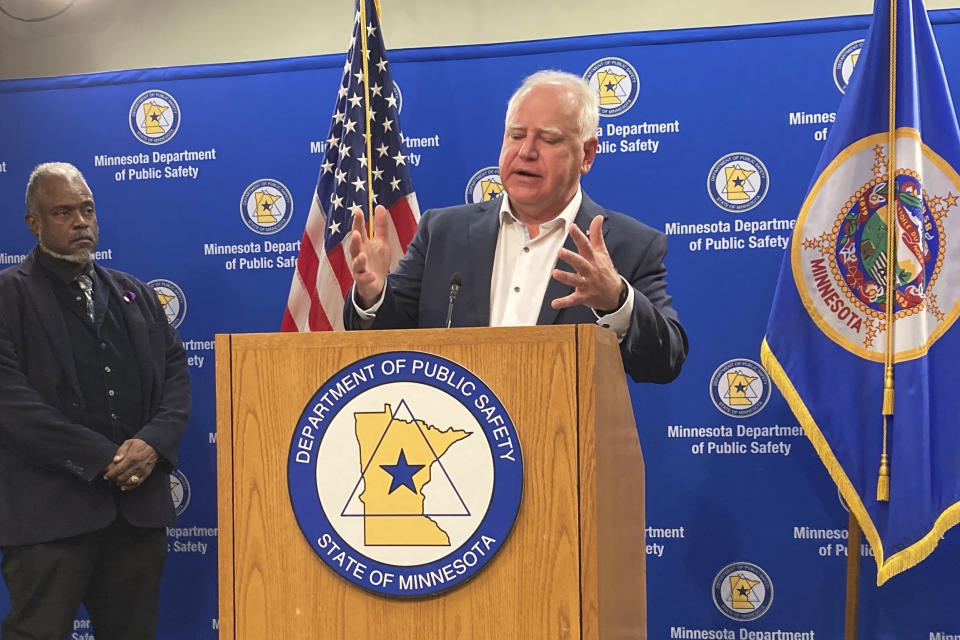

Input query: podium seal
[288,351,523,597]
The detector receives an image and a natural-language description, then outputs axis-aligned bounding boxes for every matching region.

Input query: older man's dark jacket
[0,249,190,546]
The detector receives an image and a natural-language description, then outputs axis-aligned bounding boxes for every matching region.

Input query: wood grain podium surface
[217,326,644,639]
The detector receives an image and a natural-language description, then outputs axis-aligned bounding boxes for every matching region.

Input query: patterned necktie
[76,273,95,324]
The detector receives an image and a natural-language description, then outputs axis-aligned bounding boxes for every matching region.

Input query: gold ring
[128,475,141,485]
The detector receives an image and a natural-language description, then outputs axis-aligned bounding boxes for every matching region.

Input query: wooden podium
[216,324,645,639]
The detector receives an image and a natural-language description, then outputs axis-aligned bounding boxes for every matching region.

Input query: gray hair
[25,162,89,215]
[505,70,599,141]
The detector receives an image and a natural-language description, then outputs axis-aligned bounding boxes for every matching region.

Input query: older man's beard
[37,228,98,264]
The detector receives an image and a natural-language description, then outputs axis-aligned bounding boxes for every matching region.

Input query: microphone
[445,272,462,328]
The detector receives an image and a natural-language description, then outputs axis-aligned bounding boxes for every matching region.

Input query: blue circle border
[287,351,524,598]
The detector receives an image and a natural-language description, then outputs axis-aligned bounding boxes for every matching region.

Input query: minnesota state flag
[762,0,960,585]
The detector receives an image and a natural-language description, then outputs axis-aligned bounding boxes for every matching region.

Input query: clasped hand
[103,438,159,491]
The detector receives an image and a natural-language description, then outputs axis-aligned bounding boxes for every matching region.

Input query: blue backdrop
[0,10,958,639]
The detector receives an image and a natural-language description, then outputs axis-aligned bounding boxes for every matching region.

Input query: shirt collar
[498,185,582,232]
[34,246,94,284]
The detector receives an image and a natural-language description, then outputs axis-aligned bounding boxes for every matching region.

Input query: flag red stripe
[297,236,334,332]
[389,198,417,249]
[327,243,354,298]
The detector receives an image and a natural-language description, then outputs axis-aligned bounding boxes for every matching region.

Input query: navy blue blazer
[0,249,191,545]
[344,193,688,383]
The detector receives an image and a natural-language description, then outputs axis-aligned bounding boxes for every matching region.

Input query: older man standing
[0,162,190,639]
[345,70,687,383]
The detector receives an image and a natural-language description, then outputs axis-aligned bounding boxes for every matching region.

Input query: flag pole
[850,1,896,633]
[878,0,898,503]
[847,1,896,634]
[358,0,376,238]
[843,513,862,640]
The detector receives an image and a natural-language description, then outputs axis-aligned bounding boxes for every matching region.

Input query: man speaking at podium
[345,70,687,383]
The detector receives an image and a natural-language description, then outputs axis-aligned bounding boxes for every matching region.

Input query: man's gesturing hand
[551,216,624,312]
[347,206,393,308]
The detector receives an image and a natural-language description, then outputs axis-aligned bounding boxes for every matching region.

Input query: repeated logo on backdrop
[170,469,191,517]
[709,358,772,418]
[240,179,294,235]
[464,166,503,205]
[708,153,770,212]
[712,562,774,621]
[584,57,640,117]
[129,90,181,145]
[391,80,403,113]
[148,279,188,328]
[833,40,864,93]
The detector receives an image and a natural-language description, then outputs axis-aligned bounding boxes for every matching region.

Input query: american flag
[282,0,419,331]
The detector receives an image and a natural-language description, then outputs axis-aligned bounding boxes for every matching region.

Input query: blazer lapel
[537,193,608,325]
[20,252,82,396]
[464,200,501,327]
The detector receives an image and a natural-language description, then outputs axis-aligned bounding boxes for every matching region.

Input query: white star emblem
[392,151,406,166]
[352,176,366,191]
[390,177,401,191]
[382,118,393,132]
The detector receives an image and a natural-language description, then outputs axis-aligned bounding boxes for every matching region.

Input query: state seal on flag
[129,89,181,145]
[287,352,523,597]
[792,130,960,361]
